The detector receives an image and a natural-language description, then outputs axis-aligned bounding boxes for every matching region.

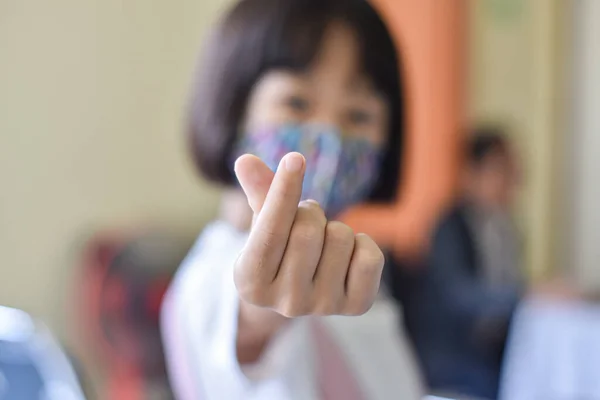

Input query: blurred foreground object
[75,229,192,400]
[500,298,600,399]
[0,305,85,400]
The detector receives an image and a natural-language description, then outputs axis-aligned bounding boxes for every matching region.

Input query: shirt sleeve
[160,230,316,400]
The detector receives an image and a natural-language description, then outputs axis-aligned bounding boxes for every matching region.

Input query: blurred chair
[74,229,193,400]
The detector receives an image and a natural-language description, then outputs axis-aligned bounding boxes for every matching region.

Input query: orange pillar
[342,0,466,259]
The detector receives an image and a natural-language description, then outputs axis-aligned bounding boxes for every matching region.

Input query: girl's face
[467,148,520,210]
[234,22,391,217]
[242,22,389,148]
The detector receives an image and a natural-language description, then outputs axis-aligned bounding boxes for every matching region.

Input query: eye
[347,109,374,126]
[283,95,310,113]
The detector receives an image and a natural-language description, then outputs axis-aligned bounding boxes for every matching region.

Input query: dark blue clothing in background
[385,204,521,400]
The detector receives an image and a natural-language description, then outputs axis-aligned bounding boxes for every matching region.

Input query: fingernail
[284,152,304,173]
[305,199,320,207]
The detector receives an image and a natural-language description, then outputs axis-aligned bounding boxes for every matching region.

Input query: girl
[161,0,424,398]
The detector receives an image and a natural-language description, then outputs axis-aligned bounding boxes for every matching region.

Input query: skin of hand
[233,152,385,363]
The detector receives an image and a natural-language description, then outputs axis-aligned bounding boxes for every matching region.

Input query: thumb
[234,154,275,215]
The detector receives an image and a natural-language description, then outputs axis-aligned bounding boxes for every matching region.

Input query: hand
[233,152,385,318]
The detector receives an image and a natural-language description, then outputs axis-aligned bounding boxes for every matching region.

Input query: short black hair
[187,0,404,202]
[468,126,510,168]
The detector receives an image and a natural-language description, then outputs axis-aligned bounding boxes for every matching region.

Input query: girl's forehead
[253,24,377,98]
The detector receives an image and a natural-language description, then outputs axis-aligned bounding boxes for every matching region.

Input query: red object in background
[75,230,191,400]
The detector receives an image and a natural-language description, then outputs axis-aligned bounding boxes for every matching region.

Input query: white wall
[569,0,600,289]
[0,0,231,338]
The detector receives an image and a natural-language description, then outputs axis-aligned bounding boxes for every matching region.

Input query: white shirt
[466,208,521,288]
[161,221,424,400]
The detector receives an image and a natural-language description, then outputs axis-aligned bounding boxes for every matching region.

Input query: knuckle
[344,295,376,316]
[353,242,385,273]
[277,297,308,318]
[299,199,322,211]
[290,221,323,244]
[325,221,355,246]
[298,202,327,225]
[287,204,327,246]
[313,298,341,316]
[345,301,373,316]
[274,286,310,318]
[235,281,270,306]
[299,200,326,219]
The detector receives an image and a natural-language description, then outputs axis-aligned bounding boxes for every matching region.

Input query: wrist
[236,300,288,364]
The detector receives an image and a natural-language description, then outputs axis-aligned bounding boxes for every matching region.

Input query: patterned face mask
[233,123,383,218]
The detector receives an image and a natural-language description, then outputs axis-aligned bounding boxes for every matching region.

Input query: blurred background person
[160,0,424,399]
[403,128,523,400]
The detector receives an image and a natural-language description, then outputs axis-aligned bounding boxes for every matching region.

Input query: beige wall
[569,0,600,290]
[468,0,571,279]
[0,0,231,338]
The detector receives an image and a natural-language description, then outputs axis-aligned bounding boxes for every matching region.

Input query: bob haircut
[187,0,404,202]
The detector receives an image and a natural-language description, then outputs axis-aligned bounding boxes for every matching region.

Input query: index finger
[241,152,305,280]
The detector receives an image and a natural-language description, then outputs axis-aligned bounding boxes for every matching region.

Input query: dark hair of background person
[467,127,510,168]
[186,0,405,203]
